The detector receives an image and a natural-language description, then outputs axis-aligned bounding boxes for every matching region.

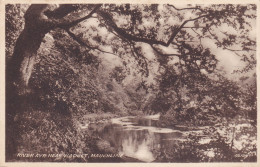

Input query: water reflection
[120,130,155,162]
[91,116,185,162]
[86,116,256,162]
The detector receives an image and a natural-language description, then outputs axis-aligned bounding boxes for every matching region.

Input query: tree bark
[7,5,53,95]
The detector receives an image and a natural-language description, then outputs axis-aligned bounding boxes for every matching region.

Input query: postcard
[1,0,259,166]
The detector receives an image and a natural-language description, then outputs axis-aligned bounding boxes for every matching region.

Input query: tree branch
[207,28,255,52]
[166,14,209,46]
[191,28,204,50]
[167,4,203,12]
[98,10,168,46]
[64,28,93,49]
[44,4,79,19]
[130,42,149,76]
[98,10,209,47]
[64,28,117,56]
[56,4,102,29]
[150,45,182,57]
[182,26,205,28]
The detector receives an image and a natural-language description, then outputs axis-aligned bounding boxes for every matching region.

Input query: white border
[0,0,259,167]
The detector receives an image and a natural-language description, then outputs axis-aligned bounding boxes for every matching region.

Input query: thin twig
[207,28,254,52]
[167,4,204,12]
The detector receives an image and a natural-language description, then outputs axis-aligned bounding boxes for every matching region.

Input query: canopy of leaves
[5,3,256,122]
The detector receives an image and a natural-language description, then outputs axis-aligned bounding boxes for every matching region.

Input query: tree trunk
[7,5,52,94]
[6,4,101,160]
[6,4,54,160]
[6,4,99,94]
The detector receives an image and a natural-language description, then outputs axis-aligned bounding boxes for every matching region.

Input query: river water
[88,114,195,162]
[85,114,256,162]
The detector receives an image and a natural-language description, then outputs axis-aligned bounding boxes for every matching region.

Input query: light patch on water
[122,125,179,134]
[122,125,139,130]
[140,126,178,133]
[110,118,121,124]
[121,122,135,125]
[143,114,160,120]
[111,117,131,124]
[120,136,155,162]
[112,116,178,133]
[162,138,187,142]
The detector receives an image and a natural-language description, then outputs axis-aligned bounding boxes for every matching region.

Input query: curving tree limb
[98,9,209,47]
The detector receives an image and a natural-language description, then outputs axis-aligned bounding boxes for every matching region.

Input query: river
[86,114,199,162]
[84,114,256,162]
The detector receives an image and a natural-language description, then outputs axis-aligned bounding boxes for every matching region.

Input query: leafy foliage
[5,4,28,59]
[5,3,256,162]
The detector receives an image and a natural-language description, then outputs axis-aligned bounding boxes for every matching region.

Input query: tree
[7,4,256,96]
[5,3,256,160]
[7,4,100,94]
[6,1,257,133]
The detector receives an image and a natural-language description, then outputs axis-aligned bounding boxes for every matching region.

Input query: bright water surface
[88,115,192,162]
[85,115,255,162]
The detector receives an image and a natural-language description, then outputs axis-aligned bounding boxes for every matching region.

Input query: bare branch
[95,47,117,56]
[167,4,204,12]
[182,26,205,28]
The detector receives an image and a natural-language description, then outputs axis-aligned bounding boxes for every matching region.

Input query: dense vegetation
[5,4,256,162]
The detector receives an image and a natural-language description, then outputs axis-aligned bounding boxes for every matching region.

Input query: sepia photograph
[1,0,259,165]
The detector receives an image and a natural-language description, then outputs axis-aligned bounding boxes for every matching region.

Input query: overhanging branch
[56,4,102,29]
[45,4,80,19]
[166,14,209,46]
[98,10,209,47]
[65,28,93,49]
[150,45,182,57]
[64,28,117,56]
[167,4,203,12]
